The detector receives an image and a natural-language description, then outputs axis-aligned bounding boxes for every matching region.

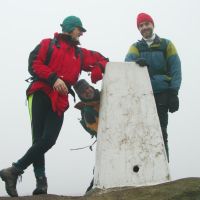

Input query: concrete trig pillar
[94,62,170,189]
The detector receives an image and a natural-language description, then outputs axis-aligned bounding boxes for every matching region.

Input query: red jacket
[27,33,108,116]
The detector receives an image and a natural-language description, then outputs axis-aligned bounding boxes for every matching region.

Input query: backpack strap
[136,38,167,58]
[75,47,83,69]
[44,38,60,65]
[136,38,169,75]
[66,83,76,102]
[26,38,59,83]
[26,38,79,102]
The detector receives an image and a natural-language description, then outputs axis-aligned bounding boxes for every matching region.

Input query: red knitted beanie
[137,13,154,28]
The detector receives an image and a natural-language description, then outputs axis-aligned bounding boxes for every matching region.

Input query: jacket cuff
[95,63,105,73]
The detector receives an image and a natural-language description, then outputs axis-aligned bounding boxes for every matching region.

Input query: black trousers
[154,92,169,161]
[14,91,64,177]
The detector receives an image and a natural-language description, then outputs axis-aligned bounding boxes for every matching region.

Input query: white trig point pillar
[94,62,170,189]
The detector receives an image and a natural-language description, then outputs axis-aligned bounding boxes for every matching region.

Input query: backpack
[80,118,97,138]
[26,38,83,100]
[75,101,99,138]
[26,38,83,82]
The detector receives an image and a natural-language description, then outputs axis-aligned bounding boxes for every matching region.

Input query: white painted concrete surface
[94,62,170,189]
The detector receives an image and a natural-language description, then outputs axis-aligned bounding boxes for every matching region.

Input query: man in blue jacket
[125,12,182,161]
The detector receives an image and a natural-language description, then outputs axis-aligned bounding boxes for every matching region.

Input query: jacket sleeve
[28,39,58,86]
[166,41,182,92]
[80,48,109,73]
[125,44,140,62]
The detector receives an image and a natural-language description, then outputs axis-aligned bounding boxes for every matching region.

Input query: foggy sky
[0,0,199,197]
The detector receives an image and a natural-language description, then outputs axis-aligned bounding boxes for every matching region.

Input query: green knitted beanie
[60,16,86,33]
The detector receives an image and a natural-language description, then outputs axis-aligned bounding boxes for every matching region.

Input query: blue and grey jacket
[125,35,181,94]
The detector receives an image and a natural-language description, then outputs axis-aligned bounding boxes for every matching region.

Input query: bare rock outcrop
[0,177,200,200]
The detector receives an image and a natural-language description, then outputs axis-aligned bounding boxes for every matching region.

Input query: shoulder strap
[135,41,148,53]
[75,47,83,67]
[26,38,58,83]
[136,38,167,59]
[135,38,169,76]
[158,38,167,59]
[44,38,58,65]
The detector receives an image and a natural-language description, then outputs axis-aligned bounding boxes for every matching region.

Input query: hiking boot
[0,166,23,197]
[32,176,48,195]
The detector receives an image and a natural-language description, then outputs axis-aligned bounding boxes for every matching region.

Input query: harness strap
[66,84,76,102]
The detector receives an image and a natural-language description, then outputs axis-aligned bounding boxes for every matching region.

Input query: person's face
[138,21,154,39]
[69,27,83,41]
[80,86,95,100]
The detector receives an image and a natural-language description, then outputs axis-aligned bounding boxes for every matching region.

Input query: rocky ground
[0,177,200,200]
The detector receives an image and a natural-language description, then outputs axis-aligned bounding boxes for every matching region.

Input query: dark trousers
[14,91,64,177]
[154,92,169,161]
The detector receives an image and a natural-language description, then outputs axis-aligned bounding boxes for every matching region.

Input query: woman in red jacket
[0,16,108,197]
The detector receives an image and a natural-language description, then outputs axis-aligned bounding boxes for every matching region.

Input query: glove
[168,90,179,113]
[91,66,103,83]
[135,58,148,67]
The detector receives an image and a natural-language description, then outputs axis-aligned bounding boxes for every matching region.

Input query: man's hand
[53,78,68,95]
[135,58,148,67]
[91,66,103,83]
[168,90,179,113]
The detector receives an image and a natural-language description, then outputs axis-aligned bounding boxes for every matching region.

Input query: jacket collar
[139,34,161,45]
[54,32,80,46]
